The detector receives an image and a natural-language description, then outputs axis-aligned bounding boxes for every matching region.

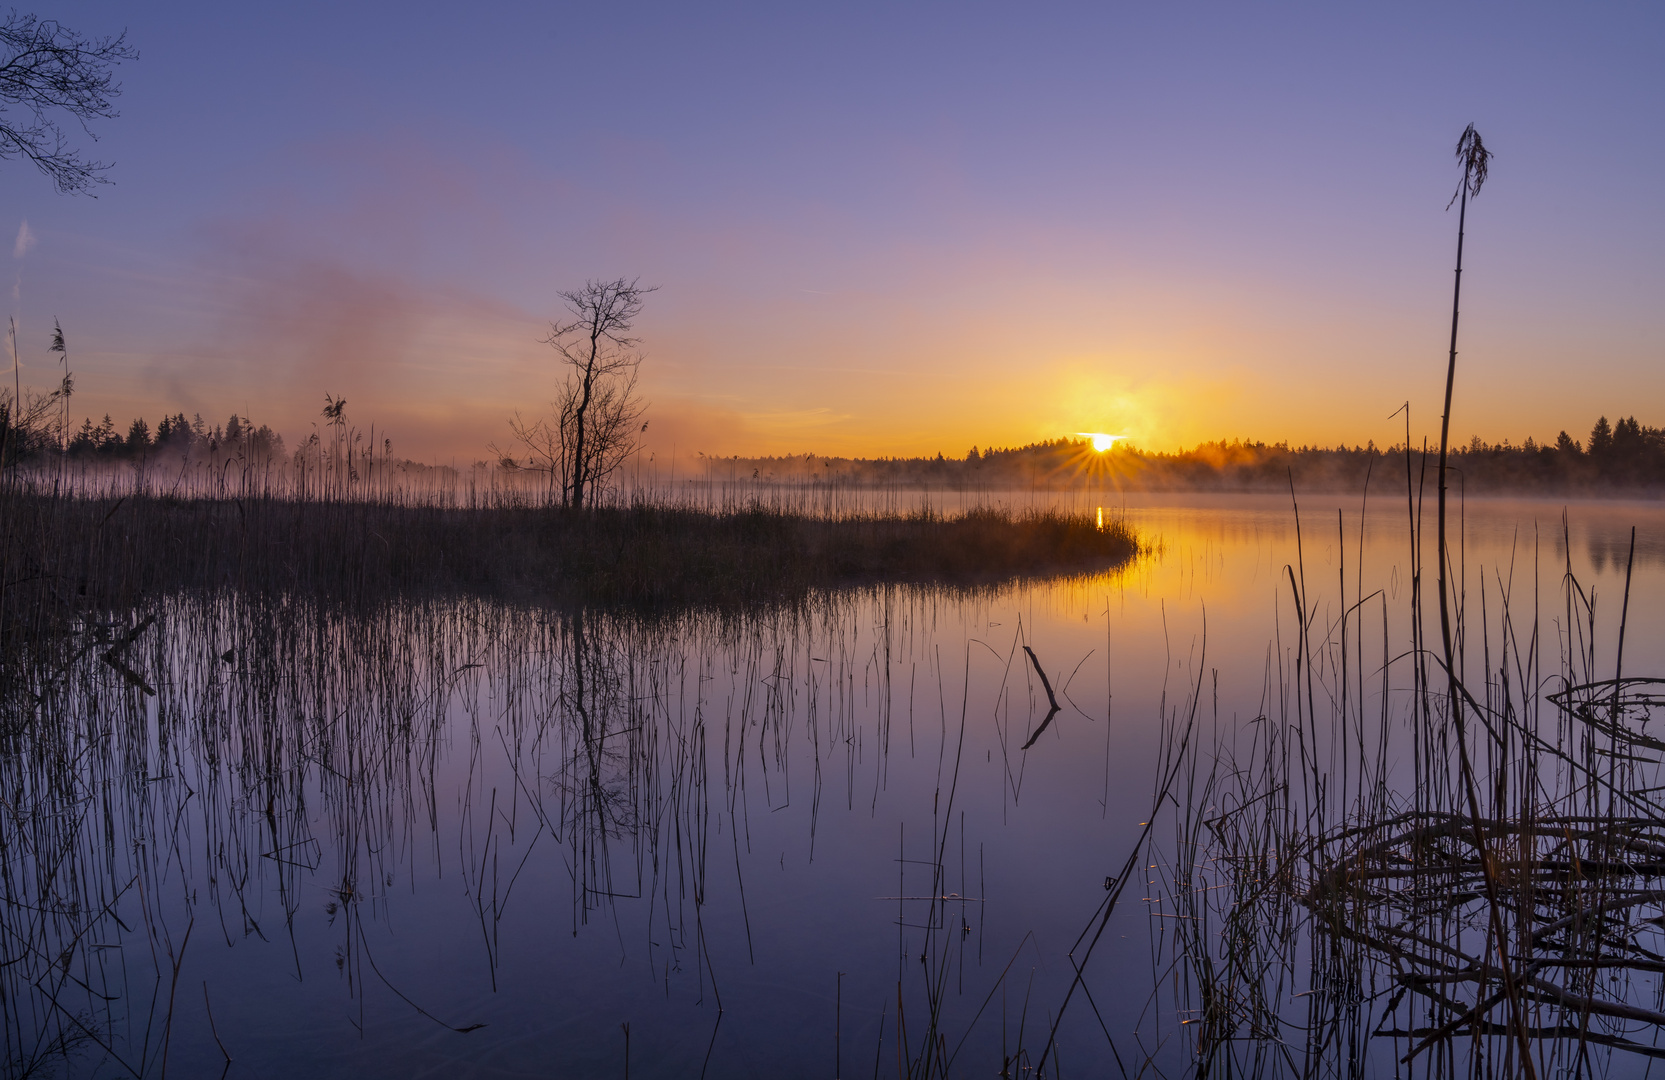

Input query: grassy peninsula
[1,492,1140,617]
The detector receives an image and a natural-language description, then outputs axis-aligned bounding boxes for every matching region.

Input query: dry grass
[0,485,1139,721]
[2,491,1137,612]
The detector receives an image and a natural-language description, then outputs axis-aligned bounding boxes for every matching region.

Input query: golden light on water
[1078,432,1123,452]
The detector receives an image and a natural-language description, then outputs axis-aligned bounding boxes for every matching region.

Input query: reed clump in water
[1137,497,1665,1076]
[0,491,1138,616]
[0,485,1140,719]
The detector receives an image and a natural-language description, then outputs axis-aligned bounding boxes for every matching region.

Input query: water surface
[9,493,1665,1078]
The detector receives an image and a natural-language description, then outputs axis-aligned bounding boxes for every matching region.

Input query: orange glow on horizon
[1078,432,1125,452]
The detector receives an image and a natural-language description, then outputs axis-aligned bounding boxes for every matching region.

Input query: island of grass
[4,494,1142,613]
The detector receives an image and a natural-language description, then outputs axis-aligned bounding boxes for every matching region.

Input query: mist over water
[8,493,1665,1077]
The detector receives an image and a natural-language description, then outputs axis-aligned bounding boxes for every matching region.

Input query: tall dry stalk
[1430,123,1540,1074]
[1436,123,1492,701]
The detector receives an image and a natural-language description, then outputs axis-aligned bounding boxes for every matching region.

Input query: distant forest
[700,415,1665,496]
[60,412,287,461]
[6,404,1664,496]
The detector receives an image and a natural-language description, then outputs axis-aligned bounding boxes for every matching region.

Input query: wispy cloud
[13,221,34,259]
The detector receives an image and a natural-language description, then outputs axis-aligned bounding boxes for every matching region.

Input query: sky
[4,2,1663,461]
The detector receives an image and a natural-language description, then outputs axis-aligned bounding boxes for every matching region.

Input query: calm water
[9,493,1665,1078]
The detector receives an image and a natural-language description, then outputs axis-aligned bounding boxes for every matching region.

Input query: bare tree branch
[0,10,135,194]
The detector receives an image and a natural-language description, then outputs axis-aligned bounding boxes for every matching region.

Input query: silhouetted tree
[1612,415,1642,455]
[502,278,652,509]
[154,412,193,449]
[0,11,135,193]
[91,413,116,451]
[1588,415,1613,463]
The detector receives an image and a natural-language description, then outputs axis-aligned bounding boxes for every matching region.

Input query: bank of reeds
[0,488,1136,612]
[0,482,1137,730]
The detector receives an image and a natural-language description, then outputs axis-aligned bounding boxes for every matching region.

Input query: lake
[9,491,1665,1078]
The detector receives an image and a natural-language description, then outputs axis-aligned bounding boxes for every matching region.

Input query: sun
[1077,432,1123,452]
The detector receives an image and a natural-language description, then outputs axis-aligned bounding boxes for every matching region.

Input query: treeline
[2,394,480,505]
[0,395,285,466]
[10,397,1664,497]
[698,416,1665,495]
[62,412,286,461]
[1115,415,1663,493]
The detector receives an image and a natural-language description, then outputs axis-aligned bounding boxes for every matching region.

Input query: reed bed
[1129,492,1665,1076]
[0,483,1137,608]
[31,425,1665,1074]
[0,476,1137,727]
[9,449,1128,521]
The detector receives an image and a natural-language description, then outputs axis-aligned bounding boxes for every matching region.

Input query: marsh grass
[1133,492,1665,1076]
[0,478,1138,728]
[1,487,1137,610]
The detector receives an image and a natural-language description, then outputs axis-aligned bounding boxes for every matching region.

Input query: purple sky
[6,2,1662,459]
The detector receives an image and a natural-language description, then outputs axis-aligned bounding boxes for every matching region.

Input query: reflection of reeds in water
[0,595,465,1073]
[1143,490,1665,1074]
[0,576,1121,1077]
[0,594,757,1072]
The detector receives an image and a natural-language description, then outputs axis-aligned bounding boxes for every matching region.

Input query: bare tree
[0,10,135,194]
[500,279,651,509]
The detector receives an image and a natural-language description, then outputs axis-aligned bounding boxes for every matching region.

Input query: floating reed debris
[1304,807,1665,1060]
